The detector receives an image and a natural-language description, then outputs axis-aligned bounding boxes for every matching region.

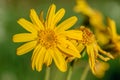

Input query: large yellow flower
[72,26,114,77]
[13,4,82,72]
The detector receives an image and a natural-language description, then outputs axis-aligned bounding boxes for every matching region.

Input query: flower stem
[80,64,89,80]
[66,66,73,80]
[45,67,51,80]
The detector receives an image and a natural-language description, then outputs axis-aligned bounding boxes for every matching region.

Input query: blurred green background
[0,0,120,80]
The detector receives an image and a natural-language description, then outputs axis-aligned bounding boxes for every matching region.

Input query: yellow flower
[73,26,114,77]
[107,18,120,56]
[74,0,94,16]
[74,0,109,45]
[13,4,83,72]
[74,0,105,30]
[94,61,109,78]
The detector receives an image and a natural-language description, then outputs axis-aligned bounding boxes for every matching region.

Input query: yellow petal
[50,48,67,72]
[62,30,83,40]
[17,18,37,33]
[117,35,120,40]
[97,53,110,61]
[107,18,117,39]
[45,4,56,29]
[53,8,65,26]
[39,10,44,23]
[97,45,114,59]
[56,16,78,32]
[30,9,44,30]
[65,57,75,62]
[70,39,85,54]
[74,0,94,15]
[44,49,52,66]
[17,40,37,55]
[13,33,37,42]
[86,45,96,74]
[31,44,42,70]
[77,43,85,53]
[57,44,80,58]
[58,38,81,58]
[35,47,46,71]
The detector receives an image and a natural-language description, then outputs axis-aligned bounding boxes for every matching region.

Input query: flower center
[38,29,58,48]
[80,27,95,45]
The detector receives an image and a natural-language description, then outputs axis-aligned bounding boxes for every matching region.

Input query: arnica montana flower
[13,4,83,72]
[74,0,120,58]
[107,18,120,57]
[74,0,109,45]
[74,0,105,30]
[93,61,109,78]
[73,26,114,77]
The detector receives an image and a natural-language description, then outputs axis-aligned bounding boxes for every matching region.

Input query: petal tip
[16,51,22,56]
[17,18,24,24]
[60,68,67,72]
[51,3,56,7]
[73,16,78,22]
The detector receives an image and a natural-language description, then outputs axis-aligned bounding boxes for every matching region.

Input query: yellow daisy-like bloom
[74,26,114,77]
[107,18,120,56]
[13,4,83,72]
[74,0,94,16]
[74,0,105,30]
[74,0,109,45]
[94,61,109,78]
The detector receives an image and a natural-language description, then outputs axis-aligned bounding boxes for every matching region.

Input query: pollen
[38,29,58,48]
[80,27,95,45]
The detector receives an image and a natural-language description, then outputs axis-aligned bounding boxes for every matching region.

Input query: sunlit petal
[45,4,56,29]
[50,48,67,72]
[13,33,37,42]
[17,41,37,55]
[87,45,96,74]
[31,44,42,70]
[107,18,117,39]
[53,8,65,26]
[44,49,52,66]
[57,43,80,58]
[39,10,44,23]
[36,47,46,71]
[30,9,44,30]
[56,16,78,32]
[17,18,37,33]
[62,30,83,40]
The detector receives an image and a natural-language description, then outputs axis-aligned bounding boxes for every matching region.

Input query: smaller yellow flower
[13,4,83,72]
[74,0,109,45]
[74,0,105,30]
[107,18,120,57]
[94,61,109,78]
[74,0,94,16]
[73,26,114,77]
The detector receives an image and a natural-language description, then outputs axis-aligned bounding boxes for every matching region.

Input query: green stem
[66,59,77,80]
[66,66,73,80]
[44,67,51,80]
[80,64,89,80]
